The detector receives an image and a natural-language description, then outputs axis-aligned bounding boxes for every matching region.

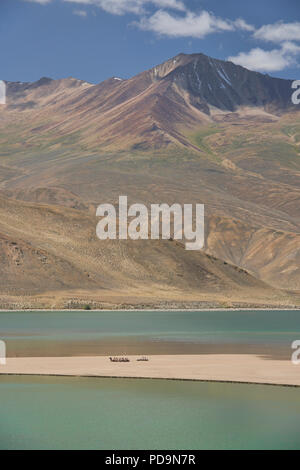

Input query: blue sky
[1,0,300,83]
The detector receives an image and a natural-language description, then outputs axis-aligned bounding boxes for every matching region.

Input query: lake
[0,375,300,450]
[0,309,299,358]
[1,310,300,449]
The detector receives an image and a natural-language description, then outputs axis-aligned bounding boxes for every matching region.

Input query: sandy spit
[1,354,300,387]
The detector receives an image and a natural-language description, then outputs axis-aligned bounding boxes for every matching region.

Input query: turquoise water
[1,310,300,357]
[0,376,300,450]
[1,311,300,449]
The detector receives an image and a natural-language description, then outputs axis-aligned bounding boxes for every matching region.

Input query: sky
[1,0,300,83]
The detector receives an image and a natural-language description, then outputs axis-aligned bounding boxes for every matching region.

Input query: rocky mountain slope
[0,52,299,307]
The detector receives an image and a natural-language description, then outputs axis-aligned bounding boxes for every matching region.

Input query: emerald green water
[1,310,300,357]
[0,376,300,450]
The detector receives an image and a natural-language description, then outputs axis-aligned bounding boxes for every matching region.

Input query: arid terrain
[0,52,300,309]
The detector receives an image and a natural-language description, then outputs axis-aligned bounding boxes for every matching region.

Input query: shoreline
[1,308,300,312]
[1,373,299,388]
[1,354,300,387]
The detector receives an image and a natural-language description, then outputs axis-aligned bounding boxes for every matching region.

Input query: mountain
[2,52,296,153]
[0,52,300,308]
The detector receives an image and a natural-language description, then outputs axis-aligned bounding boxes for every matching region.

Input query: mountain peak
[36,76,53,85]
[149,52,293,113]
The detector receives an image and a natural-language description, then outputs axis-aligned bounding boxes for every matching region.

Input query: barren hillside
[0,52,299,308]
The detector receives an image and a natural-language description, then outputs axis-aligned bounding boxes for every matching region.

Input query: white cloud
[254,22,300,43]
[63,0,185,15]
[136,10,256,38]
[23,0,52,4]
[282,41,300,54]
[228,42,300,72]
[137,10,235,38]
[230,21,300,72]
[152,0,185,10]
[73,9,87,17]
[234,18,255,32]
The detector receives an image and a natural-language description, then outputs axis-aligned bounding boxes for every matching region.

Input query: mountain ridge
[2,51,297,153]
